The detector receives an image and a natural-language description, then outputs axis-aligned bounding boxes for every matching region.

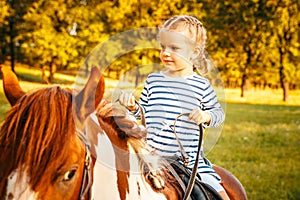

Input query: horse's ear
[75,66,105,123]
[0,66,26,106]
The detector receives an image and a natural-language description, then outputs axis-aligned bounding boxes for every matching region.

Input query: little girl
[119,15,229,200]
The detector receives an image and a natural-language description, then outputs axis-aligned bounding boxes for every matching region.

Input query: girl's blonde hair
[160,15,210,76]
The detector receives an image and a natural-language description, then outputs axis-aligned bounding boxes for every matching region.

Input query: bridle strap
[76,129,93,200]
[79,146,92,200]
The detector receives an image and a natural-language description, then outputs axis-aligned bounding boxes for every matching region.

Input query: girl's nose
[162,49,171,57]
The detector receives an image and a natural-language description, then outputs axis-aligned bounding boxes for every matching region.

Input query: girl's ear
[191,46,201,60]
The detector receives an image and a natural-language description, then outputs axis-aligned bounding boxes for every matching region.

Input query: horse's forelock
[96,101,147,140]
[0,87,77,189]
[97,103,171,184]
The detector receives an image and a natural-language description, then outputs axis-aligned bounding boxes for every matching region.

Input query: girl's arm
[199,80,225,127]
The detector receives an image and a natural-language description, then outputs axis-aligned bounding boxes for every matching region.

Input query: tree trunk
[241,45,252,98]
[9,18,15,72]
[279,45,289,102]
[240,74,247,98]
[49,62,53,83]
[279,66,289,102]
[0,27,6,64]
[42,67,46,83]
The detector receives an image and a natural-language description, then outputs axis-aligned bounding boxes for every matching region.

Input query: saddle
[165,157,223,200]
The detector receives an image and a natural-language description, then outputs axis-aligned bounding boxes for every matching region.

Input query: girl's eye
[171,46,179,51]
[160,44,165,50]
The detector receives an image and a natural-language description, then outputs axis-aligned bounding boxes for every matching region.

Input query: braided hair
[160,15,210,76]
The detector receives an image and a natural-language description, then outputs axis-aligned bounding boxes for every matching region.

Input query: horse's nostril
[8,192,14,200]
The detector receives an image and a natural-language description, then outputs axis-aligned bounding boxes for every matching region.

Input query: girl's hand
[118,91,137,111]
[188,107,211,125]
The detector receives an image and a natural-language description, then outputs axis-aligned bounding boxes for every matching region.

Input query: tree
[19,0,109,82]
[0,0,11,63]
[267,0,299,101]
[1,0,299,93]
[202,0,276,97]
[87,0,199,80]
[1,0,36,71]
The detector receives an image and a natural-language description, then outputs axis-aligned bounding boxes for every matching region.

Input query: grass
[224,88,300,106]
[0,64,76,119]
[207,103,300,200]
[0,65,299,199]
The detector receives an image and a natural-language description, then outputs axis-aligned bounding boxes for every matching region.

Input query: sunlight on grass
[13,64,75,85]
[225,88,300,106]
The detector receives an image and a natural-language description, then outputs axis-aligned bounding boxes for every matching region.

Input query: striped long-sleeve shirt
[132,72,225,179]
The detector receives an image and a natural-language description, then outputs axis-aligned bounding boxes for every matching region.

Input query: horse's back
[213,165,247,200]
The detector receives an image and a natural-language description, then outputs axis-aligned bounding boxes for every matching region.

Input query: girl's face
[159,29,198,76]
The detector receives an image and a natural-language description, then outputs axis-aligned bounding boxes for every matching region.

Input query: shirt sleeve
[201,79,225,127]
[129,77,149,120]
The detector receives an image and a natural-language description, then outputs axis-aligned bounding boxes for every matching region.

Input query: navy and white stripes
[132,72,224,180]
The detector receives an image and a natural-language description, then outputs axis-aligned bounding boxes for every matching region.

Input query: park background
[0,0,299,199]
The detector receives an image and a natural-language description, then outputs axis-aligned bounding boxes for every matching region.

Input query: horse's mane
[95,101,184,196]
[0,86,78,189]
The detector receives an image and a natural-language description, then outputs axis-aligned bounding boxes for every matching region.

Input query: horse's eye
[63,169,77,182]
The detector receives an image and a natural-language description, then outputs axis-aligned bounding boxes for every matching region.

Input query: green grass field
[208,103,300,200]
[0,65,299,199]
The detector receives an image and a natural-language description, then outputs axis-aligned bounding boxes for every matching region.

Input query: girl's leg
[200,173,230,200]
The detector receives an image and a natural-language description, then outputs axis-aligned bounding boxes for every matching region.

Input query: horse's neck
[86,114,168,200]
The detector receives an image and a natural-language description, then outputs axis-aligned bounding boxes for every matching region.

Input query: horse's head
[0,66,104,200]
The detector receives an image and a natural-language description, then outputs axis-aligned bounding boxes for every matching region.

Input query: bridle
[76,128,93,200]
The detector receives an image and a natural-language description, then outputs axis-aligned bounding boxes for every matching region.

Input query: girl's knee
[219,190,230,200]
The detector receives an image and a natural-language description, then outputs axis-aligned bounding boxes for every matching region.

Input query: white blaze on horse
[0,66,247,200]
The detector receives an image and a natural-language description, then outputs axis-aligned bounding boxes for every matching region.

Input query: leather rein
[173,113,204,200]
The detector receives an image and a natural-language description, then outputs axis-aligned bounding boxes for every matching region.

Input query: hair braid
[160,15,210,76]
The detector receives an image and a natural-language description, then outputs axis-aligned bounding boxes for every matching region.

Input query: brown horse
[0,66,182,200]
[0,66,247,200]
[0,66,105,200]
